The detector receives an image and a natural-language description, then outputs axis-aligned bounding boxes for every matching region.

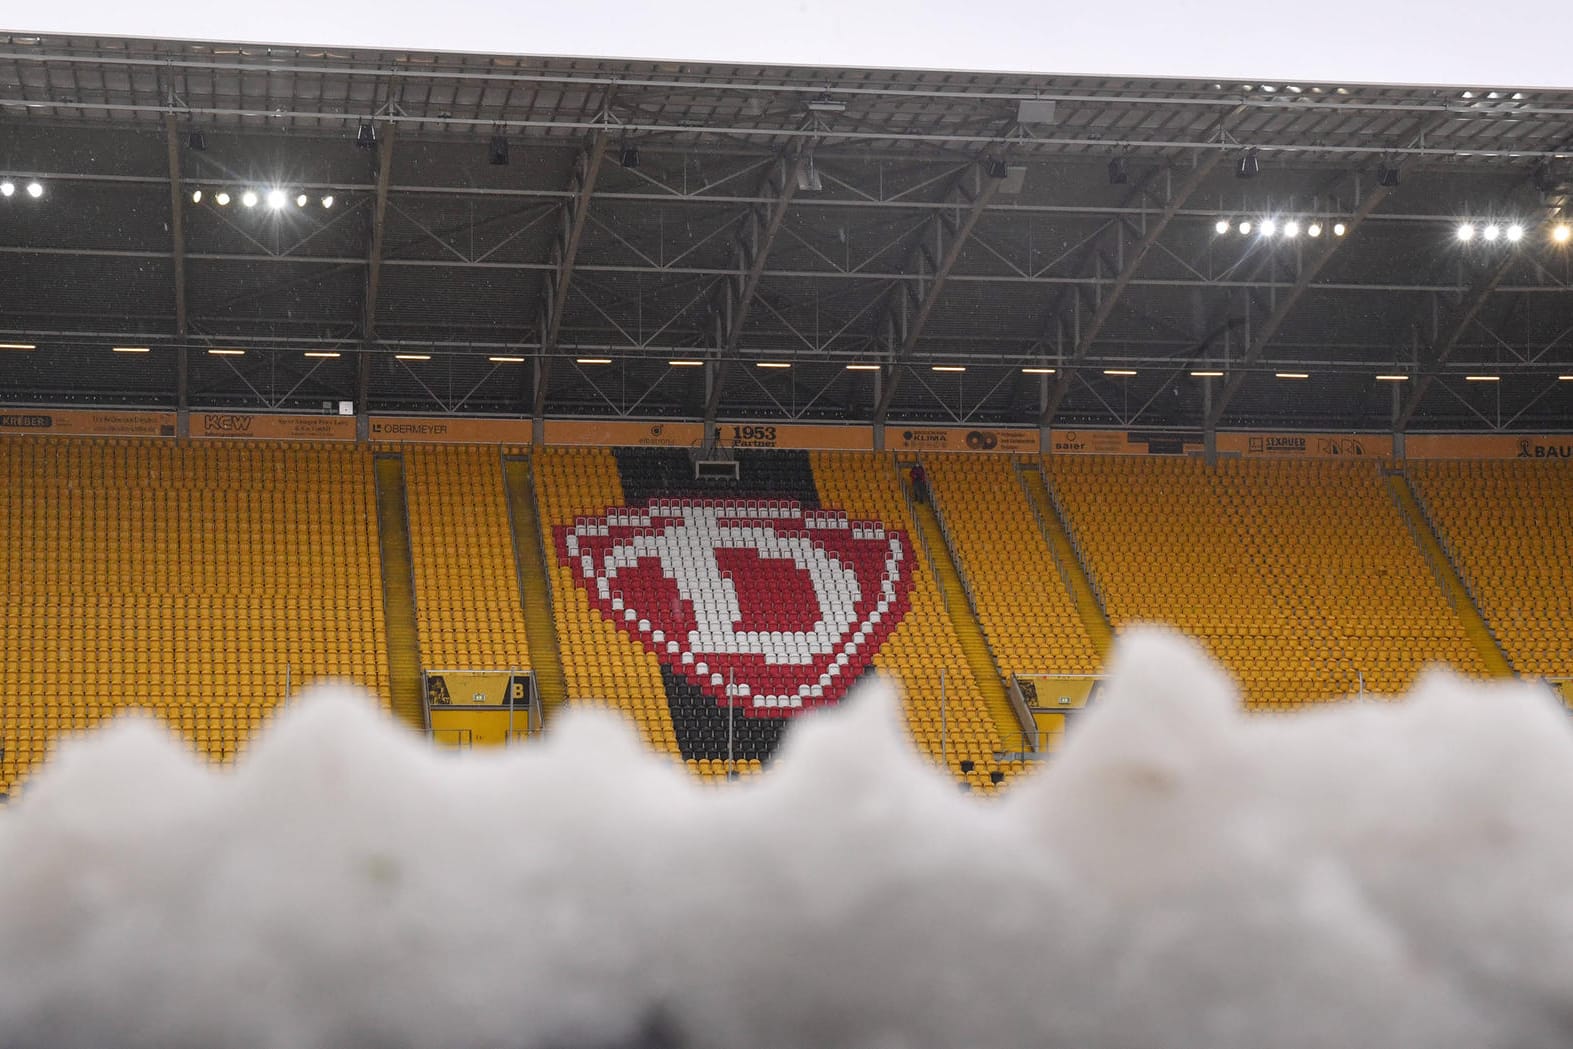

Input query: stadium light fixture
[931,365,966,372]
[1307,222,1323,237]
[187,127,207,151]
[266,189,287,209]
[1103,368,1137,376]
[805,94,847,113]
[296,193,308,207]
[25,181,43,198]
[112,346,151,353]
[1332,221,1347,236]
[1235,148,1260,179]
[1283,220,1301,238]
[575,357,613,365]
[1237,220,1253,235]
[0,342,37,350]
[303,351,341,358]
[1190,369,1224,377]
[1214,218,1230,235]
[1021,367,1055,374]
[1260,218,1278,237]
[395,353,431,361]
[488,133,510,166]
[321,195,335,209]
[0,181,13,197]
[1456,223,1476,241]
[1506,224,1524,242]
[208,348,245,356]
[619,144,640,168]
[241,190,258,208]
[1482,224,1500,241]
[1375,374,1410,381]
[756,362,792,369]
[356,122,376,150]
[1275,372,1310,379]
[190,189,203,204]
[668,359,705,367]
[1377,161,1400,188]
[1553,224,1572,244]
[489,356,527,363]
[845,363,881,371]
[215,191,231,206]
[1464,374,1500,382]
[1559,375,1573,381]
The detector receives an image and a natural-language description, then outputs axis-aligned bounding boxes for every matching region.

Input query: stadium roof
[2,32,1571,432]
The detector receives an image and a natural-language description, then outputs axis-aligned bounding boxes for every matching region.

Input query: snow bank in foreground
[3,628,1572,1049]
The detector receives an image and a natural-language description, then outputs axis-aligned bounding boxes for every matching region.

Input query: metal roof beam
[1205,176,1397,430]
[872,152,1005,424]
[703,143,815,423]
[533,132,609,418]
[1037,154,1224,426]
[162,113,190,426]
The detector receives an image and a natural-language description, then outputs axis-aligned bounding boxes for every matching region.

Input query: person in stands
[910,462,928,503]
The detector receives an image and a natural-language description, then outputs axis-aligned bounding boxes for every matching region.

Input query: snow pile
[3,628,1573,1049]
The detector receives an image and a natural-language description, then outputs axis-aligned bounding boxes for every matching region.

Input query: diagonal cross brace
[362,121,397,344]
[1038,154,1224,425]
[1205,177,1396,429]
[872,153,1003,423]
[704,143,815,422]
[1396,251,1526,431]
[534,132,609,417]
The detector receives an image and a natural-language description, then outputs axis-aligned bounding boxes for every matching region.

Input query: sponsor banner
[369,416,534,444]
[193,412,356,441]
[0,409,176,438]
[1049,429,1141,455]
[543,420,704,447]
[890,426,1040,454]
[1405,434,1573,460]
[715,422,874,451]
[426,671,531,708]
[1218,432,1394,458]
[1047,429,1204,455]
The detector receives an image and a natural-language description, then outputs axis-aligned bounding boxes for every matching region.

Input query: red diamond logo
[556,498,914,717]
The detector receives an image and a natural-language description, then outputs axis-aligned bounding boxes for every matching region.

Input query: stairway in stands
[1386,469,1514,677]
[908,493,1025,752]
[1020,462,1113,659]
[373,453,428,732]
[502,454,569,723]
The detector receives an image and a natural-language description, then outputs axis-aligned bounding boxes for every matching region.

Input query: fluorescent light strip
[668,359,705,367]
[756,362,791,369]
[303,351,341,359]
[489,356,526,363]
[1276,372,1310,379]
[1190,370,1224,378]
[395,354,431,361]
[1464,375,1500,382]
[112,346,151,354]
[1559,375,1573,381]
[1376,374,1410,382]
[931,365,966,373]
[845,363,881,371]
[1103,369,1137,376]
[575,357,612,365]
[1020,367,1055,375]
[208,348,245,356]
[0,342,37,350]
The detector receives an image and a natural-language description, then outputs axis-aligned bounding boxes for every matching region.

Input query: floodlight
[241,190,258,208]
[25,181,43,198]
[266,189,286,209]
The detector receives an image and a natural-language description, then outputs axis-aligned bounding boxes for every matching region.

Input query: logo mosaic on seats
[556,499,915,714]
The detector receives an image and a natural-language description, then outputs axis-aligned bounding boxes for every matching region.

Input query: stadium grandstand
[4,28,1573,806]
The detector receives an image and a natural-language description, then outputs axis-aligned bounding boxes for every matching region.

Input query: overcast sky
[12,0,1573,90]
